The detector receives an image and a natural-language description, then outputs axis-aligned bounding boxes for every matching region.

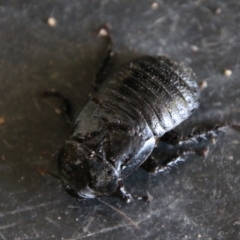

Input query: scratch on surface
[83,217,95,233]
[68,224,127,239]
[153,17,165,25]
[32,228,40,238]
[33,97,41,113]
[45,217,60,228]
[2,201,60,217]
[0,222,18,230]
[70,199,198,239]
[9,189,27,197]
[170,14,180,33]
[2,139,16,149]
[70,217,95,239]
[0,232,7,240]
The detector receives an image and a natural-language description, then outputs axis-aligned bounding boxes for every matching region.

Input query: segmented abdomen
[101,56,199,137]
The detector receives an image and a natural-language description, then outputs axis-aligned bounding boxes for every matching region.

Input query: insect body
[58,55,200,200]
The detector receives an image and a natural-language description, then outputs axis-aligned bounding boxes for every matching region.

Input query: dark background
[1,0,240,239]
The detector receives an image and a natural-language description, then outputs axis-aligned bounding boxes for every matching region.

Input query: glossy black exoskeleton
[57,54,201,200]
[54,29,239,202]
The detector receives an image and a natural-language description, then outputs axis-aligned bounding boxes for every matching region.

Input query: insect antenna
[97,198,139,229]
[36,166,60,180]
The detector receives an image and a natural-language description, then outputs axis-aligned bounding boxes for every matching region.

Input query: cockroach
[43,26,239,205]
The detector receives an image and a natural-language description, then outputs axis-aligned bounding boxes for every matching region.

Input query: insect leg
[160,125,229,146]
[141,125,233,173]
[41,89,72,124]
[41,25,114,124]
[93,24,115,90]
[141,150,199,173]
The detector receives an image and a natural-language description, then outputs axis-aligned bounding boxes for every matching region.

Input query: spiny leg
[118,124,239,200]
[141,149,199,173]
[160,125,228,146]
[142,124,239,173]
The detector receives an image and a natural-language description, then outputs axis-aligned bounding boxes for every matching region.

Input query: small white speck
[90,151,96,158]
[98,28,108,37]
[191,45,199,52]
[55,108,62,114]
[58,216,62,220]
[151,2,158,10]
[48,17,57,27]
[232,140,239,145]
[198,234,202,238]
[76,218,79,221]
[223,69,232,77]
[215,8,222,14]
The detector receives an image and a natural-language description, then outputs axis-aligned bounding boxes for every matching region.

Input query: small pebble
[215,8,222,14]
[151,2,158,10]
[191,45,199,52]
[223,69,232,77]
[55,108,62,115]
[48,17,57,27]
[98,28,108,37]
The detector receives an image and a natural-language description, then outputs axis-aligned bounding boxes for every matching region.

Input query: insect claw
[142,191,153,202]
[125,193,134,203]
[126,198,133,203]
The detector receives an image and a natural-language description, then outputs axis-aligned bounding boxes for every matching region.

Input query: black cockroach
[58,54,202,201]
[44,26,239,205]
